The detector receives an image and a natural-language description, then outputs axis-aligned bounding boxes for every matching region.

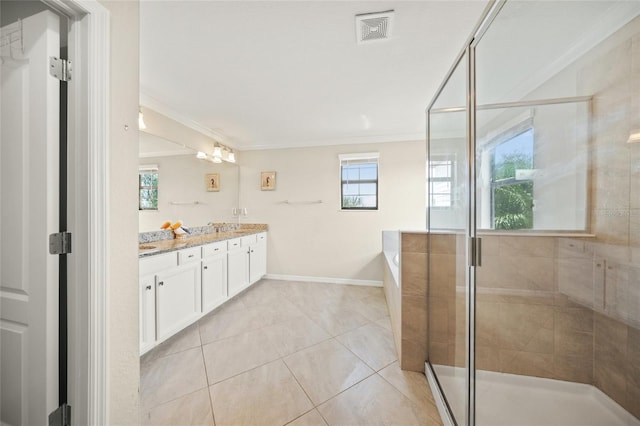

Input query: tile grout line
[198,335,218,426]
[280,358,318,424]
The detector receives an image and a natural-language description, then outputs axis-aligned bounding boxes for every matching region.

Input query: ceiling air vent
[355,10,394,44]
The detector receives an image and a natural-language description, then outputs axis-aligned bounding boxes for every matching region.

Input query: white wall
[139,156,239,231]
[99,1,140,424]
[238,140,426,283]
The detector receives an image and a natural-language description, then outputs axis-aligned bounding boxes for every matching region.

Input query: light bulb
[196,151,207,159]
[228,151,236,163]
[213,146,222,158]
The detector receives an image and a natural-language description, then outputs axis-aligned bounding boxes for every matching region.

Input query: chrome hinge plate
[49,232,72,255]
[49,57,72,81]
[48,403,71,426]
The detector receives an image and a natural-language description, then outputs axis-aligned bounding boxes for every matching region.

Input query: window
[429,156,455,209]
[490,128,534,230]
[139,165,158,210]
[340,152,379,210]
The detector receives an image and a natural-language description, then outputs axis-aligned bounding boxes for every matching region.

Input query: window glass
[139,170,158,210]
[340,155,378,210]
[491,129,534,229]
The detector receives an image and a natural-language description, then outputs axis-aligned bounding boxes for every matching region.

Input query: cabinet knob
[158,281,164,286]
[188,254,194,258]
[146,285,152,290]
[204,266,208,270]
[214,248,219,251]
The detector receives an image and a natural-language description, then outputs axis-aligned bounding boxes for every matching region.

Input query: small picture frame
[261,171,276,191]
[205,173,220,192]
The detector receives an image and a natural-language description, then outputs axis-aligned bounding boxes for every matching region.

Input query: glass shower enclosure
[426,1,640,425]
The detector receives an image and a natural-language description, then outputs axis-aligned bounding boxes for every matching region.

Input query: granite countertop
[139,224,268,258]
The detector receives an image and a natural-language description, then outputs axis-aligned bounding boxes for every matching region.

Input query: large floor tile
[336,322,397,370]
[378,362,442,424]
[198,305,264,344]
[264,315,331,357]
[317,374,432,426]
[283,339,374,405]
[286,409,328,426]
[142,323,201,365]
[250,298,305,326]
[236,279,288,307]
[140,347,208,411]
[209,359,313,426]
[202,327,281,384]
[141,388,214,426]
[351,294,390,322]
[305,305,371,336]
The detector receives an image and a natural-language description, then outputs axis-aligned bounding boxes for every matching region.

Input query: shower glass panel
[427,1,640,424]
[427,51,470,425]
[473,1,640,424]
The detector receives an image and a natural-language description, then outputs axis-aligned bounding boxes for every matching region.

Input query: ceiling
[139,1,489,151]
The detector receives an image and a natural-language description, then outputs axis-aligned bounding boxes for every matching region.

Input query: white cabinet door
[202,253,227,313]
[249,240,267,284]
[155,264,201,341]
[228,248,249,297]
[139,275,156,353]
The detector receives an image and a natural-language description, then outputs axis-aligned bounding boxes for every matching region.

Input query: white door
[1,10,61,426]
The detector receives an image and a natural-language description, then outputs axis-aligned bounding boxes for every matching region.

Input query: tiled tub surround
[429,234,640,420]
[382,231,429,372]
[139,279,443,425]
[138,223,268,256]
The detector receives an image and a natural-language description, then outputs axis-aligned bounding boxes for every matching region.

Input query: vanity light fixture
[228,151,236,163]
[211,156,222,164]
[212,145,222,158]
[627,130,640,143]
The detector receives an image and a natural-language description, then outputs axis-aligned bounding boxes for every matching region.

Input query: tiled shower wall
[427,234,640,419]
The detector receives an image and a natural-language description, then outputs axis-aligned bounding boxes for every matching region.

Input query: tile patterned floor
[140,279,443,426]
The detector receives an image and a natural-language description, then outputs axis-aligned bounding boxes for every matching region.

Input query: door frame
[42,0,110,424]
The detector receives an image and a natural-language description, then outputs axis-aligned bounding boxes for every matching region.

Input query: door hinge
[48,403,71,426]
[49,232,72,255]
[49,57,72,81]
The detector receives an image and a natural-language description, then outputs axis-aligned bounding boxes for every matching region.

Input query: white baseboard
[264,273,383,287]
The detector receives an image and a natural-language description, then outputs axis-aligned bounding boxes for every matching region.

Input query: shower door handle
[470,237,482,267]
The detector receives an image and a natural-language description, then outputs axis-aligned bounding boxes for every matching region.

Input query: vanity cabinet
[155,263,201,341]
[202,241,228,313]
[228,238,250,297]
[139,231,267,354]
[249,233,267,284]
[139,274,156,353]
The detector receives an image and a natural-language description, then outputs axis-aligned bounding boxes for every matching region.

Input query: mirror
[138,131,239,232]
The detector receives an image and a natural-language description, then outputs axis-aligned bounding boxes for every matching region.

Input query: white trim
[242,132,424,151]
[43,1,110,425]
[338,152,380,161]
[425,363,455,426]
[139,91,232,148]
[264,273,382,287]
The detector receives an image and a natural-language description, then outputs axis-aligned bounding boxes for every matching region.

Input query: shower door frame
[425,1,504,425]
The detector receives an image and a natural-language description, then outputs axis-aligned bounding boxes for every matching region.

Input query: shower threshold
[430,364,640,426]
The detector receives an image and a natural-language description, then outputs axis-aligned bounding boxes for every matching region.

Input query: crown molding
[241,132,425,151]
[139,91,235,148]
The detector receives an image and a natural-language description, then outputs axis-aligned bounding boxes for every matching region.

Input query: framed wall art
[206,173,220,192]
[261,171,276,191]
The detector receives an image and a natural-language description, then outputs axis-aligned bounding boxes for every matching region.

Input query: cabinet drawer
[178,247,201,265]
[241,234,257,246]
[140,252,177,276]
[202,241,227,258]
[227,238,242,250]
[256,232,267,243]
